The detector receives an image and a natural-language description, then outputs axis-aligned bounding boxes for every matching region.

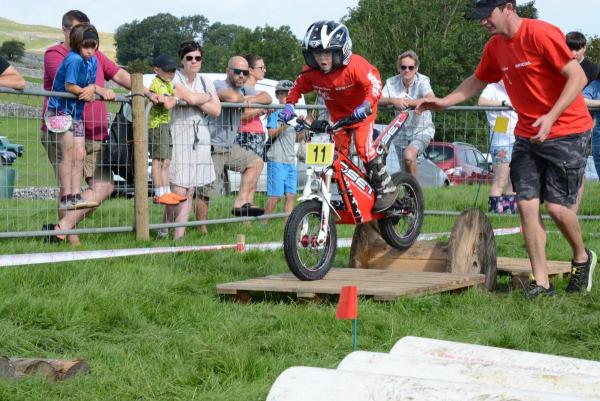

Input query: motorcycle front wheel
[283,200,337,281]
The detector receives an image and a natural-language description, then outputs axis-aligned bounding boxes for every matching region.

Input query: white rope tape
[0,227,521,268]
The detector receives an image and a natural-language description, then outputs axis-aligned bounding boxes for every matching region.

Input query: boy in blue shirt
[263,80,306,220]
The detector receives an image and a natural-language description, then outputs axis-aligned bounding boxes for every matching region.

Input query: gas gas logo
[341,162,374,196]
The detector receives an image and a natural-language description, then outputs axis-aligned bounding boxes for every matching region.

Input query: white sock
[155,187,164,197]
[162,186,171,195]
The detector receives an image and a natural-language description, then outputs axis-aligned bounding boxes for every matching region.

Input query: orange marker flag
[336,286,358,320]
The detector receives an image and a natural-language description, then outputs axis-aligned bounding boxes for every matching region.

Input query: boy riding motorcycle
[281,20,398,212]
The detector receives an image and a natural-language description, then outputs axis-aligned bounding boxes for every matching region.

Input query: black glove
[310,120,331,132]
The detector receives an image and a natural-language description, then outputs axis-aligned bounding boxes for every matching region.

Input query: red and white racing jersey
[286,54,382,126]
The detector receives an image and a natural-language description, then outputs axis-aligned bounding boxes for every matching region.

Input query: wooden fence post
[131,74,149,240]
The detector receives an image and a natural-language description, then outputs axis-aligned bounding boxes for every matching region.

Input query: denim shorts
[510,132,591,206]
[267,161,297,197]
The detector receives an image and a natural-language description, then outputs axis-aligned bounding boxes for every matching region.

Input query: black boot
[365,156,398,212]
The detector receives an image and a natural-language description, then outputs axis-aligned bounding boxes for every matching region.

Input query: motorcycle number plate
[306,143,334,165]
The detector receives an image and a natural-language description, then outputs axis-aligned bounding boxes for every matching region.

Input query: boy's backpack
[103,103,134,182]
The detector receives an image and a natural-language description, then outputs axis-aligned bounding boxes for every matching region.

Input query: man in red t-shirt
[417,0,596,297]
[282,21,397,212]
[42,10,154,245]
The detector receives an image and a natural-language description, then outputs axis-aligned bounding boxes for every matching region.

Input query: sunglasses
[231,68,250,76]
[185,55,202,62]
[400,65,416,71]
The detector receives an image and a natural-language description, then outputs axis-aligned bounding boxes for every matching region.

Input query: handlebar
[281,103,373,137]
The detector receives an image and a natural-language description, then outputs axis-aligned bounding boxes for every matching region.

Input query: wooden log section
[0,356,14,378]
[45,359,90,380]
[10,358,56,381]
[350,208,497,291]
[2,358,90,381]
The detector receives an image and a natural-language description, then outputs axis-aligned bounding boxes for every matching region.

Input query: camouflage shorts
[236,132,265,159]
[510,131,591,206]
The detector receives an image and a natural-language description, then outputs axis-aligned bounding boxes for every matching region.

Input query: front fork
[299,167,333,246]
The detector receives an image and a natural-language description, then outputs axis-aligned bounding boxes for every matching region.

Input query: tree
[115,13,208,65]
[200,23,251,73]
[230,25,303,80]
[344,0,538,145]
[0,40,25,62]
[586,36,600,67]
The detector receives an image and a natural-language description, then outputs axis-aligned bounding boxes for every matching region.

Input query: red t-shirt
[286,54,382,126]
[475,19,593,139]
[43,43,120,141]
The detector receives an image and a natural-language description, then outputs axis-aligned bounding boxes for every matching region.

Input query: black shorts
[510,131,591,206]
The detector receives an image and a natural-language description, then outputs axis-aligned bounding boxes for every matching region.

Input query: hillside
[0,17,116,60]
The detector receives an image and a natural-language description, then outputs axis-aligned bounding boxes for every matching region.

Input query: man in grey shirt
[379,50,435,178]
[203,55,271,216]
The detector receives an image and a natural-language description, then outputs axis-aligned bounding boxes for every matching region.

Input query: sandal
[232,203,265,217]
[42,223,66,243]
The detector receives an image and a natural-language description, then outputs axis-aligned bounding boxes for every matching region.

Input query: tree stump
[349,208,497,291]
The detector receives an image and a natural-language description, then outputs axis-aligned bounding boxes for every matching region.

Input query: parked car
[0,149,17,165]
[0,136,23,157]
[373,124,449,187]
[425,141,494,185]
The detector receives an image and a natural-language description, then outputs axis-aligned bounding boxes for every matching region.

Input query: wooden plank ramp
[497,257,571,289]
[217,268,485,302]
[497,257,571,276]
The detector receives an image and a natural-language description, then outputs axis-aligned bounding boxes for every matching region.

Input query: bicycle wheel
[378,172,424,250]
[283,200,337,280]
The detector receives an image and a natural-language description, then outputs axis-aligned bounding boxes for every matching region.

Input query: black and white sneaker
[523,282,555,298]
[566,249,597,293]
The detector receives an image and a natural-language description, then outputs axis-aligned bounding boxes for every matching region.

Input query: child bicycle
[283,110,424,280]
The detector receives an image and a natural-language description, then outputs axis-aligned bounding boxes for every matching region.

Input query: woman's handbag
[44,113,73,133]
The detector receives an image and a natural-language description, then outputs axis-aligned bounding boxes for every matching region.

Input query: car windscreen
[426,145,453,162]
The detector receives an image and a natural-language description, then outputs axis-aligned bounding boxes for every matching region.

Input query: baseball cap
[153,54,178,72]
[468,0,509,20]
[275,80,294,93]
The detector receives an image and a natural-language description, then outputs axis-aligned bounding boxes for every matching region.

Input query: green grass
[0,17,116,59]
[0,118,600,398]
[0,220,599,400]
[24,77,43,85]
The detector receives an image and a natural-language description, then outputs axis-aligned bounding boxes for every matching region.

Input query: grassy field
[1,108,600,398]
[0,213,598,400]
[0,17,116,60]
[0,179,599,400]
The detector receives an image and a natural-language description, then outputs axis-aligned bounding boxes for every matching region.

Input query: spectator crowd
[0,3,599,297]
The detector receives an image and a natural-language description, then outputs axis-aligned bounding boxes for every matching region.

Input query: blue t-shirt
[266,109,281,129]
[583,80,600,127]
[47,50,98,120]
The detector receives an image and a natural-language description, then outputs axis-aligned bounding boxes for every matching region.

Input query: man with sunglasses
[417,0,595,298]
[379,50,435,178]
[203,56,272,216]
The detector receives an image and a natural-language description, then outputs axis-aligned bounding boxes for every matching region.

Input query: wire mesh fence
[0,85,598,241]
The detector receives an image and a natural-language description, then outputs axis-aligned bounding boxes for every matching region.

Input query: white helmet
[302,20,352,70]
